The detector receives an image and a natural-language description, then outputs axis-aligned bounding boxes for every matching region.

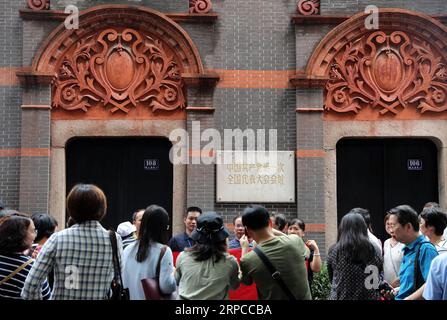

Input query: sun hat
[191,212,230,244]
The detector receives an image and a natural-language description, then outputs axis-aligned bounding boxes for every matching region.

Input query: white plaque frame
[216,151,295,203]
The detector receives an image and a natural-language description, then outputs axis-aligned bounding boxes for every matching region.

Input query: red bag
[228,248,258,300]
[141,246,177,300]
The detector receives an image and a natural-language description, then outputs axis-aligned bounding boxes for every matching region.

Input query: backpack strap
[253,246,296,300]
[413,241,435,292]
[0,258,33,287]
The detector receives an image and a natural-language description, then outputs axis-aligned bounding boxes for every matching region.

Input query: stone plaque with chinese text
[216,151,295,203]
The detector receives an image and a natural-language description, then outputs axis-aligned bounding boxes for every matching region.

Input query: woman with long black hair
[122,205,177,300]
[175,212,240,300]
[327,212,383,300]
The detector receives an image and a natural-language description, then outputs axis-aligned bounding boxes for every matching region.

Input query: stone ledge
[182,72,220,87]
[292,15,351,25]
[296,108,324,113]
[186,107,215,113]
[292,14,447,25]
[19,9,218,23]
[166,13,218,23]
[21,105,52,110]
[289,73,328,88]
[20,9,66,21]
[16,68,54,86]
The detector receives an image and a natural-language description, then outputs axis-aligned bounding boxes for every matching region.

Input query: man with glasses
[383,205,438,300]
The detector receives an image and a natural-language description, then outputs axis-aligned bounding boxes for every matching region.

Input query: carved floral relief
[189,0,212,14]
[325,31,447,114]
[27,0,50,10]
[297,0,320,16]
[52,28,185,113]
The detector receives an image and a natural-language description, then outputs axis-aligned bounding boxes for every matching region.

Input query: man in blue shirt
[423,253,447,300]
[229,215,254,249]
[385,205,438,300]
[169,206,202,252]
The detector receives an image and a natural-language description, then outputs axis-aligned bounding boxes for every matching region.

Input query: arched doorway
[298,8,447,247]
[336,138,439,242]
[66,137,173,230]
[24,5,215,229]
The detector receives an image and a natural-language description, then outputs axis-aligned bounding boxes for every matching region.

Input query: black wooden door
[336,139,438,242]
[66,137,173,230]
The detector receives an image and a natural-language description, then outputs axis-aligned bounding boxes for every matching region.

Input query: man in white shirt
[368,230,383,254]
[422,202,447,244]
[350,208,382,254]
[383,213,405,285]
[419,206,447,254]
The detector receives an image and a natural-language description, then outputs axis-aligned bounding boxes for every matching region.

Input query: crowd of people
[0,184,447,300]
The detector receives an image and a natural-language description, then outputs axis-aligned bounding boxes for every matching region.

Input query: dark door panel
[66,137,173,231]
[337,139,438,242]
[384,140,438,212]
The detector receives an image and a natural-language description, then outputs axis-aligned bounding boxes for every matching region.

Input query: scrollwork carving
[189,0,212,14]
[52,28,185,114]
[325,31,447,114]
[297,0,319,16]
[27,0,50,10]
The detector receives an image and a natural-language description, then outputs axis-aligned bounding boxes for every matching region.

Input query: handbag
[141,245,176,300]
[109,230,130,300]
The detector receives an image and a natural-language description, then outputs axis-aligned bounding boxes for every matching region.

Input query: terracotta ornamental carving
[52,28,185,113]
[30,6,206,115]
[189,0,212,14]
[325,31,447,114]
[297,0,320,16]
[27,0,50,10]
[303,10,447,115]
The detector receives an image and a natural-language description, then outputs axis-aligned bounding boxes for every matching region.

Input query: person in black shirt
[169,207,202,252]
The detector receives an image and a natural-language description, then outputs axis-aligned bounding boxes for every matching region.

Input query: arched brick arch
[306,9,447,115]
[32,5,206,114]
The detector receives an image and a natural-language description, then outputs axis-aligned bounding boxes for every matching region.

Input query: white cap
[117,221,136,237]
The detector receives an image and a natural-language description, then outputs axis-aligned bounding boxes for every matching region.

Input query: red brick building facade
[0,0,446,255]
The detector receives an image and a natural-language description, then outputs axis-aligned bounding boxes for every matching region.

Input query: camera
[378,281,393,292]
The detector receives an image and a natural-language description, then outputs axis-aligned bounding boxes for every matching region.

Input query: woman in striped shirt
[0,215,51,300]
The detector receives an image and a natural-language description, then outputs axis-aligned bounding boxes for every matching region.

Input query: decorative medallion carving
[27,0,50,10]
[189,0,212,14]
[52,28,185,113]
[325,31,447,114]
[297,0,319,16]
